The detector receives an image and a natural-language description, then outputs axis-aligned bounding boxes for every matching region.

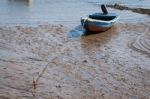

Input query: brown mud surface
[0,23,150,99]
[107,4,150,15]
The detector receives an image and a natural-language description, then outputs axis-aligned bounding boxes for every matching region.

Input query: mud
[107,4,150,15]
[0,23,150,99]
[130,25,150,57]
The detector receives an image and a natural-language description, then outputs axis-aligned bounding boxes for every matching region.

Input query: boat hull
[81,19,112,32]
[81,13,119,32]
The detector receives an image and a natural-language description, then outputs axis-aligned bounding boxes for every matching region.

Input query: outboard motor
[101,4,108,14]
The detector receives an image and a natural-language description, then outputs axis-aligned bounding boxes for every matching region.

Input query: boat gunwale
[83,15,119,23]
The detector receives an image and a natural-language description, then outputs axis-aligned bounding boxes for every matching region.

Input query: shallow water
[0,0,87,25]
[0,0,149,25]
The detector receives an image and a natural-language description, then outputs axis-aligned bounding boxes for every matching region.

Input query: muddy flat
[0,22,150,99]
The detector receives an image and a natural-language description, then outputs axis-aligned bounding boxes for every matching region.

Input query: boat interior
[89,13,117,21]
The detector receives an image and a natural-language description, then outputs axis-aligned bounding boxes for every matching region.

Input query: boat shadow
[67,25,111,38]
[67,25,84,38]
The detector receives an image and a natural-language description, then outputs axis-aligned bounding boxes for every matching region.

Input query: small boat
[81,5,119,32]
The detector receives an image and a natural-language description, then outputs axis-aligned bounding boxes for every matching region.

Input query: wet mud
[0,23,150,99]
[130,25,150,57]
[107,4,150,15]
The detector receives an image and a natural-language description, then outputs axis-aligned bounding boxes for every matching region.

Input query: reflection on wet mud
[80,25,118,58]
[81,25,118,46]
[7,0,33,6]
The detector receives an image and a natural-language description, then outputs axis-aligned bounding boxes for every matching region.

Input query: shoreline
[107,3,150,15]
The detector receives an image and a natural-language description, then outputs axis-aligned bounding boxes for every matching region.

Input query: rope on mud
[32,57,57,97]
[31,51,66,97]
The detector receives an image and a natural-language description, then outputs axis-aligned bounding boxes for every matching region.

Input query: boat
[81,5,119,32]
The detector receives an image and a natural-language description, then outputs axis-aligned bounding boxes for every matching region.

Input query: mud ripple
[131,26,150,56]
